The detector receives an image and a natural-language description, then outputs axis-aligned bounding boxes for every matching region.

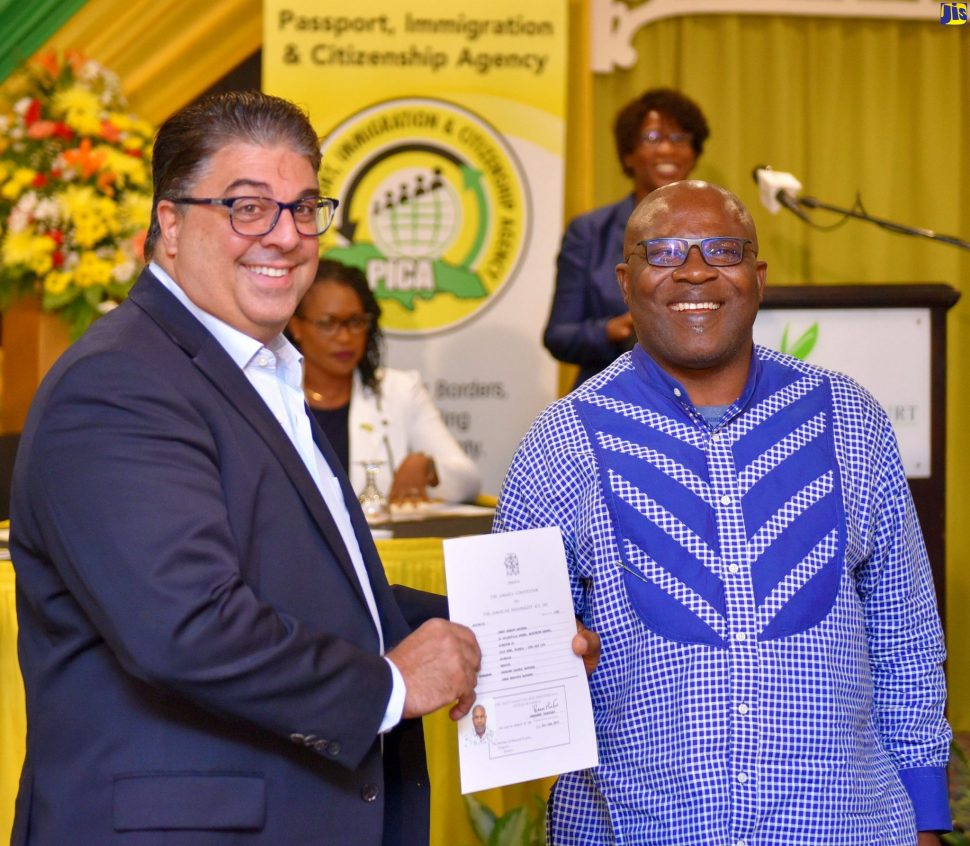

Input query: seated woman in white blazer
[288,259,481,503]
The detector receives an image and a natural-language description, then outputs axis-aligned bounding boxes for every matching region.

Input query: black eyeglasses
[299,314,373,336]
[172,195,339,237]
[640,130,693,148]
[628,237,753,267]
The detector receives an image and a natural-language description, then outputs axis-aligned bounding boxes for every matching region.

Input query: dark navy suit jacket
[543,195,636,388]
[11,268,443,845]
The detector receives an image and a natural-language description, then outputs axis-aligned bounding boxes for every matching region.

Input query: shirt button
[673,388,682,397]
[720,494,732,505]
[257,354,271,367]
[710,432,720,441]
[737,703,749,715]
[734,631,747,642]
[360,782,379,803]
[736,841,748,846]
[727,563,739,574]
[737,772,748,784]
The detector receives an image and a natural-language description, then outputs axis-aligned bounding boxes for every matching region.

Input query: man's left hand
[572,619,601,677]
[917,834,942,846]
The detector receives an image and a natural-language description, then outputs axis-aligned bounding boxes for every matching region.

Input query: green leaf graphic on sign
[780,322,819,360]
[324,243,383,270]
[325,245,486,310]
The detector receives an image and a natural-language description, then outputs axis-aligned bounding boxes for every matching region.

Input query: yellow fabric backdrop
[0,561,23,846]
[24,0,970,729]
[40,0,262,124]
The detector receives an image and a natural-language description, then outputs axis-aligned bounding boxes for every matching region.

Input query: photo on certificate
[444,526,598,794]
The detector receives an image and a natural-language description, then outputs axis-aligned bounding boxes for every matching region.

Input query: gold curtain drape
[25,1,970,731]
[40,0,262,124]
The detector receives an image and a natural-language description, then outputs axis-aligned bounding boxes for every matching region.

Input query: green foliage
[779,321,819,360]
[946,738,970,844]
[464,793,546,846]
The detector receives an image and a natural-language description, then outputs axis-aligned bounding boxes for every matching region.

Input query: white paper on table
[443,526,598,794]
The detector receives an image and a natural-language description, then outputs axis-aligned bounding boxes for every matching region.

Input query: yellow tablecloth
[0,560,24,845]
[0,540,552,846]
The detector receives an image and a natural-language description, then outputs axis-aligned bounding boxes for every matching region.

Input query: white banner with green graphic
[754,309,931,477]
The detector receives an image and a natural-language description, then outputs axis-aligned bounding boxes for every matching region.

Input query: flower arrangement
[0,51,154,338]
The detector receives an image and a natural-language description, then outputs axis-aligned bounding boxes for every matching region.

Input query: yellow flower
[119,191,152,233]
[1,230,56,274]
[52,85,102,136]
[1,167,37,201]
[98,145,149,187]
[43,270,72,295]
[73,250,114,288]
[59,185,121,248]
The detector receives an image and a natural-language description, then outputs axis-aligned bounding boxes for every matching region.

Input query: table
[0,537,554,846]
[374,505,496,539]
[0,559,23,845]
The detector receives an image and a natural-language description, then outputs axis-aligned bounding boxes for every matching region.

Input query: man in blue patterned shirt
[495,181,950,845]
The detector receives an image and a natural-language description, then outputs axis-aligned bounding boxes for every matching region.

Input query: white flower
[8,193,38,233]
[111,257,135,282]
[33,197,60,222]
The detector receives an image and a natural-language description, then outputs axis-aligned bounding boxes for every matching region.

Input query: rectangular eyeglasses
[173,195,339,237]
[629,237,752,267]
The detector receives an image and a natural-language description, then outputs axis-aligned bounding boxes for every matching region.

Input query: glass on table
[357,460,390,525]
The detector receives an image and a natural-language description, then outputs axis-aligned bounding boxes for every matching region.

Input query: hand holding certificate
[443,526,598,794]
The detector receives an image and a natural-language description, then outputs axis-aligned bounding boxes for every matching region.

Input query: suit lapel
[127,270,375,612]
[307,410,409,644]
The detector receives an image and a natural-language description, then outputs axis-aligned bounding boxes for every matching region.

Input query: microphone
[751,165,812,223]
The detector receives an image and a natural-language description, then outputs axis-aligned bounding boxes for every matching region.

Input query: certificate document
[443,526,598,794]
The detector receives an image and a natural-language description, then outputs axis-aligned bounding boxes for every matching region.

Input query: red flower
[31,173,48,188]
[52,122,74,141]
[25,99,42,125]
[52,251,65,269]
[50,230,64,245]
[100,120,121,143]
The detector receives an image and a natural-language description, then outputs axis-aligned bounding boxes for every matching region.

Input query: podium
[755,283,960,617]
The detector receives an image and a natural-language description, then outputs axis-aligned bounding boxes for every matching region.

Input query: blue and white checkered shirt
[495,345,950,845]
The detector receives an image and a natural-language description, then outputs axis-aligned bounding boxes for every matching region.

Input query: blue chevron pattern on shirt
[573,348,843,646]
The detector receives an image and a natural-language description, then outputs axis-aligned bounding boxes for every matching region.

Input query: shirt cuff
[378,657,406,734]
[899,765,952,832]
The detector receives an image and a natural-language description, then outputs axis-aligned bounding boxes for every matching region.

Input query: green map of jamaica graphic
[317,98,530,335]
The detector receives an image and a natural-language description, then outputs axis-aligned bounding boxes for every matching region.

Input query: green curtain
[590,11,970,728]
[0,0,87,83]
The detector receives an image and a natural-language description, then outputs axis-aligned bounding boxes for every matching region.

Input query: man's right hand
[386,618,481,721]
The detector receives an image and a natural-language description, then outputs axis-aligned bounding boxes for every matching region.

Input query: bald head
[624,180,759,260]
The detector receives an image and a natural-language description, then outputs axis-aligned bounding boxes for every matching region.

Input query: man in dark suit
[10,91,489,845]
